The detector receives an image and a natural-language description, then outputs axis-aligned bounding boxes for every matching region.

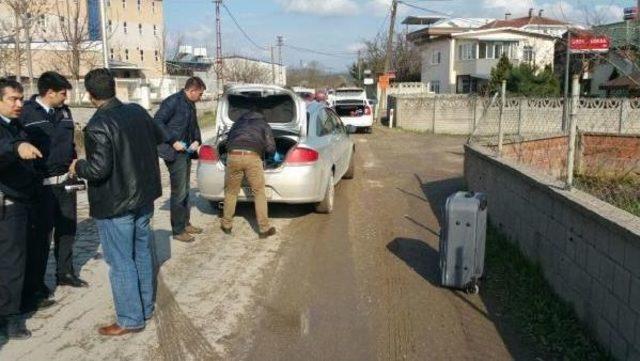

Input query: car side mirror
[346,125,357,134]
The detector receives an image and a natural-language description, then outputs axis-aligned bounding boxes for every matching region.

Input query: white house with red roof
[406,10,572,94]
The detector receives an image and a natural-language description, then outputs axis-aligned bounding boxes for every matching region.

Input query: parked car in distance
[197,84,357,214]
[331,87,373,133]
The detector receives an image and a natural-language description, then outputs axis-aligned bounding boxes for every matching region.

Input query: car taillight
[199,145,219,162]
[364,106,372,115]
[285,146,319,165]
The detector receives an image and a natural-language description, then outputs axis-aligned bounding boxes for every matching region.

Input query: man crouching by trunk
[221,111,277,239]
[69,69,163,336]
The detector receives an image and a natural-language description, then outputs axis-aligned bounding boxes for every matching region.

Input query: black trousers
[0,201,28,316]
[165,153,192,235]
[23,184,77,298]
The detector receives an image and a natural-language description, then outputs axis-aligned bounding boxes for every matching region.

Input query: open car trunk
[222,90,299,134]
[335,102,367,117]
[217,135,298,170]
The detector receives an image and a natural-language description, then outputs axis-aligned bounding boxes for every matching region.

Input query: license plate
[239,188,273,199]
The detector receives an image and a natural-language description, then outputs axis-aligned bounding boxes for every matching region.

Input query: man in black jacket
[70,69,163,336]
[221,111,277,239]
[154,77,205,243]
[0,78,43,340]
[20,72,87,312]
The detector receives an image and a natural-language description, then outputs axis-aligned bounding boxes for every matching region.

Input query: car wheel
[315,175,335,214]
[343,151,355,179]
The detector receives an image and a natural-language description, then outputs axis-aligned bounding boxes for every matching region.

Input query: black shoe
[22,297,56,313]
[57,273,89,288]
[259,227,276,239]
[5,319,31,340]
[220,226,232,235]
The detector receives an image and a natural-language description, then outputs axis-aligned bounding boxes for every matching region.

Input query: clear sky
[164,0,634,73]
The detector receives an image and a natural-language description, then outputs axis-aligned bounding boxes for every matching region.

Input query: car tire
[343,151,355,179]
[365,127,373,134]
[315,175,335,214]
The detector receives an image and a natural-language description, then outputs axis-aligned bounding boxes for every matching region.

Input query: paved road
[0,127,533,361]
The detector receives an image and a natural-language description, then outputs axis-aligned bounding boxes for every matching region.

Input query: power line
[221,2,267,51]
[284,44,354,59]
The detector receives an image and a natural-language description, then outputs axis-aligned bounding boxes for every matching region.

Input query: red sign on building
[569,36,611,53]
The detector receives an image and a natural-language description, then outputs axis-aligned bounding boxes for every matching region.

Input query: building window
[523,46,535,63]
[108,20,112,32]
[153,25,157,36]
[123,22,127,34]
[138,23,142,35]
[140,50,144,61]
[429,81,440,94]
[152,1,155,13]
[137,0,142,12]
[125,49,129,61]
[494,43,504,59]
[122,0,126,9]
[458,43,476,61]
[431,51,441,65]
[154,50,159,62]
[110,48,114,60]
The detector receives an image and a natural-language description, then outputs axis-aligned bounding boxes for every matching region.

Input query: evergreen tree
[489,54,512,92]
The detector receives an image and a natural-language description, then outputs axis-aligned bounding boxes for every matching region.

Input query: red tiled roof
[479,16,569,30]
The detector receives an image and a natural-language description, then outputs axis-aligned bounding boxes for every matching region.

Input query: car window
[328,109,346,134]
[316,108,336,137]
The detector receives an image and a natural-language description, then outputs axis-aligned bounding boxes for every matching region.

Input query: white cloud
[482,0,532,15]
[277,0,359,16]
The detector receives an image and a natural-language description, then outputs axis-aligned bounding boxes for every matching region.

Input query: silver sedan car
[197,84,356,213]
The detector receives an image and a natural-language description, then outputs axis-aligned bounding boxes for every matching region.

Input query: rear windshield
[335,89,365,98]
[227,93,296,124]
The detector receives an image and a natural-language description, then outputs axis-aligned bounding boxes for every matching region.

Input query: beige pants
[221,153,270,233]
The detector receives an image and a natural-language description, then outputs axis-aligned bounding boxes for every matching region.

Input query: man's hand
[188,141,200,153]
[173,141,186,152]
[17,142,42,160]
[69,159,78,177]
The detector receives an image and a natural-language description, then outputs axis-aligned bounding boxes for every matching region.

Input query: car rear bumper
[197,161,326,204]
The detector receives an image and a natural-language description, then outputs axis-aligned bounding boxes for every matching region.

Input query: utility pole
[270,45,276,84]
[562,31,571,131]
[277,35,284,85]
[214,0,224,96]
[14,13,21,83]
[99,0,109,69]
[357,49,362,83]
[377,0,398,123]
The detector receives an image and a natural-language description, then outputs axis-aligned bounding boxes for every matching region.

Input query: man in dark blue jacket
[20,72,88,312]
[0,79,43,340]
[154,77,205,243]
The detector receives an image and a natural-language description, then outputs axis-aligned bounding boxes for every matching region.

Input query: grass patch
[199,110,216,129]
[574,174,640,217]
[485,226,611,360]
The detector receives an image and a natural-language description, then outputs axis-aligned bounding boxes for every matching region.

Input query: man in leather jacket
[70,69,163,336]
[154,77,205,243]
[0,78,42,340]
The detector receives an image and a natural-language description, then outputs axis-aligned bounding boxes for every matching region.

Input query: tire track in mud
[151,275,221,361]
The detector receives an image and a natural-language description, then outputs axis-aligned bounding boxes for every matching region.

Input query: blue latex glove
[273,151,283,162]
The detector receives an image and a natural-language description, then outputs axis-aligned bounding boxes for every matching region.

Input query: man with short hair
[154,77,205,243]
[20,72,87,312]
[69,69,163,336]
[0,78,43,340]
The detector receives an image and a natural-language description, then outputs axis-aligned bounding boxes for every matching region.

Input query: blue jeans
[96,204,155,329]
[165,152,192,235]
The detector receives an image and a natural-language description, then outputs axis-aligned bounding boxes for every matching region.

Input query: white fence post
[389,108,394,129]
[517,98,524,136]
[619,98,629,134]
[432,96,438,134]
[566,75,580,190]
[497,80,506,157]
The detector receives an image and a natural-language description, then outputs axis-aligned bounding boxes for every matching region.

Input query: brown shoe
[98,323,144,336]
[259,227,277,239]
[185,225,203,234]
[173,232,195,243]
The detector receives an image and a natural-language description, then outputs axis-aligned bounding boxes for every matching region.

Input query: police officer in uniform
[0,78,42,339]
[20,72,88,312]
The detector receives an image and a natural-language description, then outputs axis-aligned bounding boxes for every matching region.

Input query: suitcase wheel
[465,282,480,295]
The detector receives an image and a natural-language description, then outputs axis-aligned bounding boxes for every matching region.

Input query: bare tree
[225,59,271,84]
[54,0,100,103]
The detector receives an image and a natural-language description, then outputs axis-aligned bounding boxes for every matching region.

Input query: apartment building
[0,0,163,80]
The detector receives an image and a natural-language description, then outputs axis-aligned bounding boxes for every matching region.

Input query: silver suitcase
[439,191,487,294]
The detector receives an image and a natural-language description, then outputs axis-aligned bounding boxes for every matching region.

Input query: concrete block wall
[465,144,640,360]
